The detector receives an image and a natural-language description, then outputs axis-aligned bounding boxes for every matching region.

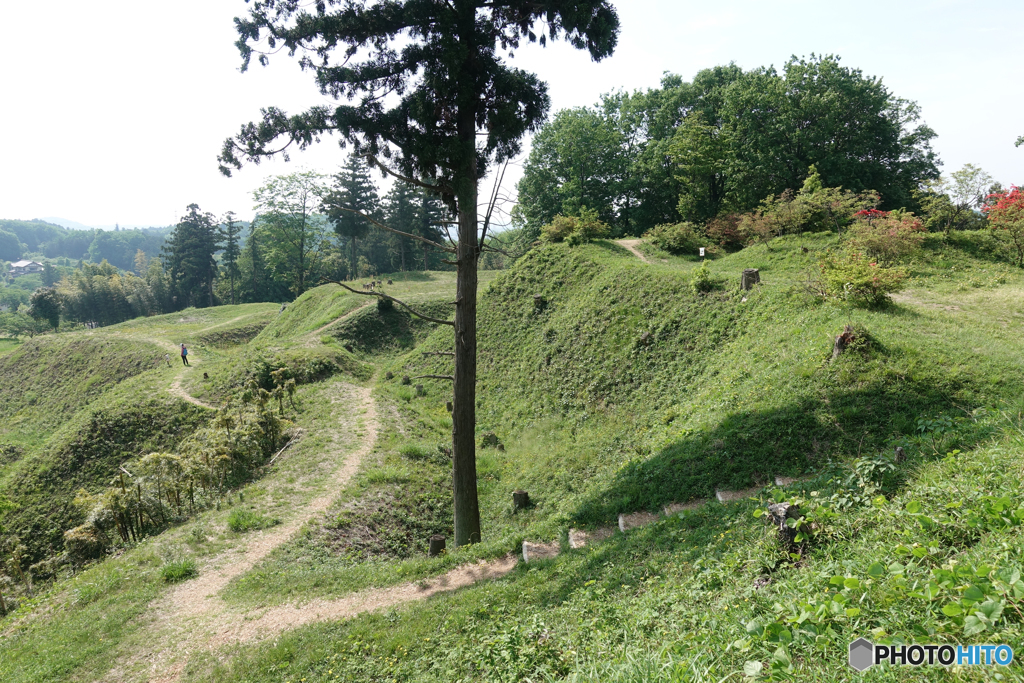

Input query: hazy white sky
[1,0,1020,228]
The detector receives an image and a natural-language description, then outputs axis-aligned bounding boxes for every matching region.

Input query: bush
[847,209,926,263]
[542,208,610,246]
[643,222,704,255]
[815,249,908,306]
[160,557,197,583]
[227,508,279,533]
[704,213,745,250]
[689,261,718,294]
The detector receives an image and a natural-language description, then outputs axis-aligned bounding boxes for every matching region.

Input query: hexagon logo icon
[849,638,874,671]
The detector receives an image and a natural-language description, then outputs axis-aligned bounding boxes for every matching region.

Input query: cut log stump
[741,268,760,290]
[428,534,446,557]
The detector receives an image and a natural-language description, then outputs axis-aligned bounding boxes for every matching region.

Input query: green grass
[160,557,198,583]
[227,508,279,533]
[0,338,22,357]
[6,234,1024,682]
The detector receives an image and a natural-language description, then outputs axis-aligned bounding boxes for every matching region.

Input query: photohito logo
[849,638,1014,671]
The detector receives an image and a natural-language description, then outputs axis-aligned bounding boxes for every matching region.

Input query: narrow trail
[105,382,515,683]
[137,335,218,411]
[614,239,650,263]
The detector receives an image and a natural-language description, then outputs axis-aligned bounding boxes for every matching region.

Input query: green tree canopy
[161,204,220,309]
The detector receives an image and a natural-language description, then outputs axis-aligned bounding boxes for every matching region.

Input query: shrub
[540,215,579,243]
[815,249,908,306]
[983,186,1024,266]
[847,209,926,263]
[643,222,704,255]
[160,557,197,583]
[689,261,718,294]
[704,213,745,250]
[542,208,610,246]
[227,508,279,533]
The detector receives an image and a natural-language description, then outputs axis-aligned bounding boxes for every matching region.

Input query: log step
[663,499,708,516]
[522,541,560,563]
[568,527,615,549]
[715,486,762,503]
[618,511,659,532]
[774,474,813,487]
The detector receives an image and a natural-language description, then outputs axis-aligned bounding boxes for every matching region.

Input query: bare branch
[480,160,509,246]
[323,280,455,327]
[481,244,512,257]
[329,206,455,253]
[411,374,454,381]
[421,351,455,357]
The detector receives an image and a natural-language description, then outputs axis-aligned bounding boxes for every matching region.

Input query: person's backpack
[182,347,188,356]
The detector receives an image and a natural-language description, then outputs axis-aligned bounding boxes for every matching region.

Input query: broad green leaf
[964,615,987,636]
[743,661,763,678]
[867,563,885,578]
[941,603,962,617]
[906,500,922,514]
[844,577,861,590]
[845,608,861,617]
[977,600,1003,621]
[964,585,985,602]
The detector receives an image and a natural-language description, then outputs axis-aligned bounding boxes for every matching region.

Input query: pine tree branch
[323,280,455,327]
[361,153,453,195]
[328,206,455,253]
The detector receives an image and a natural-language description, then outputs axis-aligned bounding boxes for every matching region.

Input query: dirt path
[615,239,650,263]
[168,374,216,410]
[105,381,517,682]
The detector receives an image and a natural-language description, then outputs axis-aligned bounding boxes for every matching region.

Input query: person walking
[180,343,190,366]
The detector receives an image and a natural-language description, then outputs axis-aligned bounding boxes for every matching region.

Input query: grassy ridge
[0,336,160,449]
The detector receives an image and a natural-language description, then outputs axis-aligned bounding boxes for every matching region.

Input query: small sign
[699,247,705,257]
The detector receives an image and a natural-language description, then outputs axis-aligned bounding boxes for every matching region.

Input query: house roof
[10,260,42,268]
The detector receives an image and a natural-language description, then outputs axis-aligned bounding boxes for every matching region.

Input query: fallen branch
[411,374,454,381]
[267,436,297,467]
[421,351,455,357]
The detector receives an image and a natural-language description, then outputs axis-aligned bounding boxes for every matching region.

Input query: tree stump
[512,490,530,510]
[344,343,354,353]
[533,294,546,311]
[766,502,801,547]
[446,401,453,412]
[741,269,760,290]
[831,325,856,361]
[480,431,499,448]
[385,371,394,381]
[415,384,425,397]
[401,375,411,385]
[428,534,446,556]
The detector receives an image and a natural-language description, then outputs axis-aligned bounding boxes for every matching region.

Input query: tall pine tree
[220,0,619,546]
[161,204,220,309]
[220,211,243,305]
[325,154,380,278]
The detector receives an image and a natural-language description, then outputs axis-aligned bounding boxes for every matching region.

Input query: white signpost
[699,247,705,258]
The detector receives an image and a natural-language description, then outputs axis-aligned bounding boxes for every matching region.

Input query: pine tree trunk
[452,117,481,547]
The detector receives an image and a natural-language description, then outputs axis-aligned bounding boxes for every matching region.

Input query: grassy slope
[194,234,1024,682]
[4,250,1024,682]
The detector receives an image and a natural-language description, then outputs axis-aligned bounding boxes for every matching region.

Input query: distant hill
[38,217,94,230]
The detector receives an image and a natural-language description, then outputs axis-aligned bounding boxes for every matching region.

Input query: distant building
[8,260,44,278]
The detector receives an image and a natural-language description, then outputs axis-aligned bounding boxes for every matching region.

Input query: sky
[1,0,1020,229]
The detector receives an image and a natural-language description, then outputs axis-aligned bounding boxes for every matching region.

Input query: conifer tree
[161,204,220,309]
[220,0,619,547]
[324,154,381,277]
[220,211,243,305]
[382,181,420,271]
